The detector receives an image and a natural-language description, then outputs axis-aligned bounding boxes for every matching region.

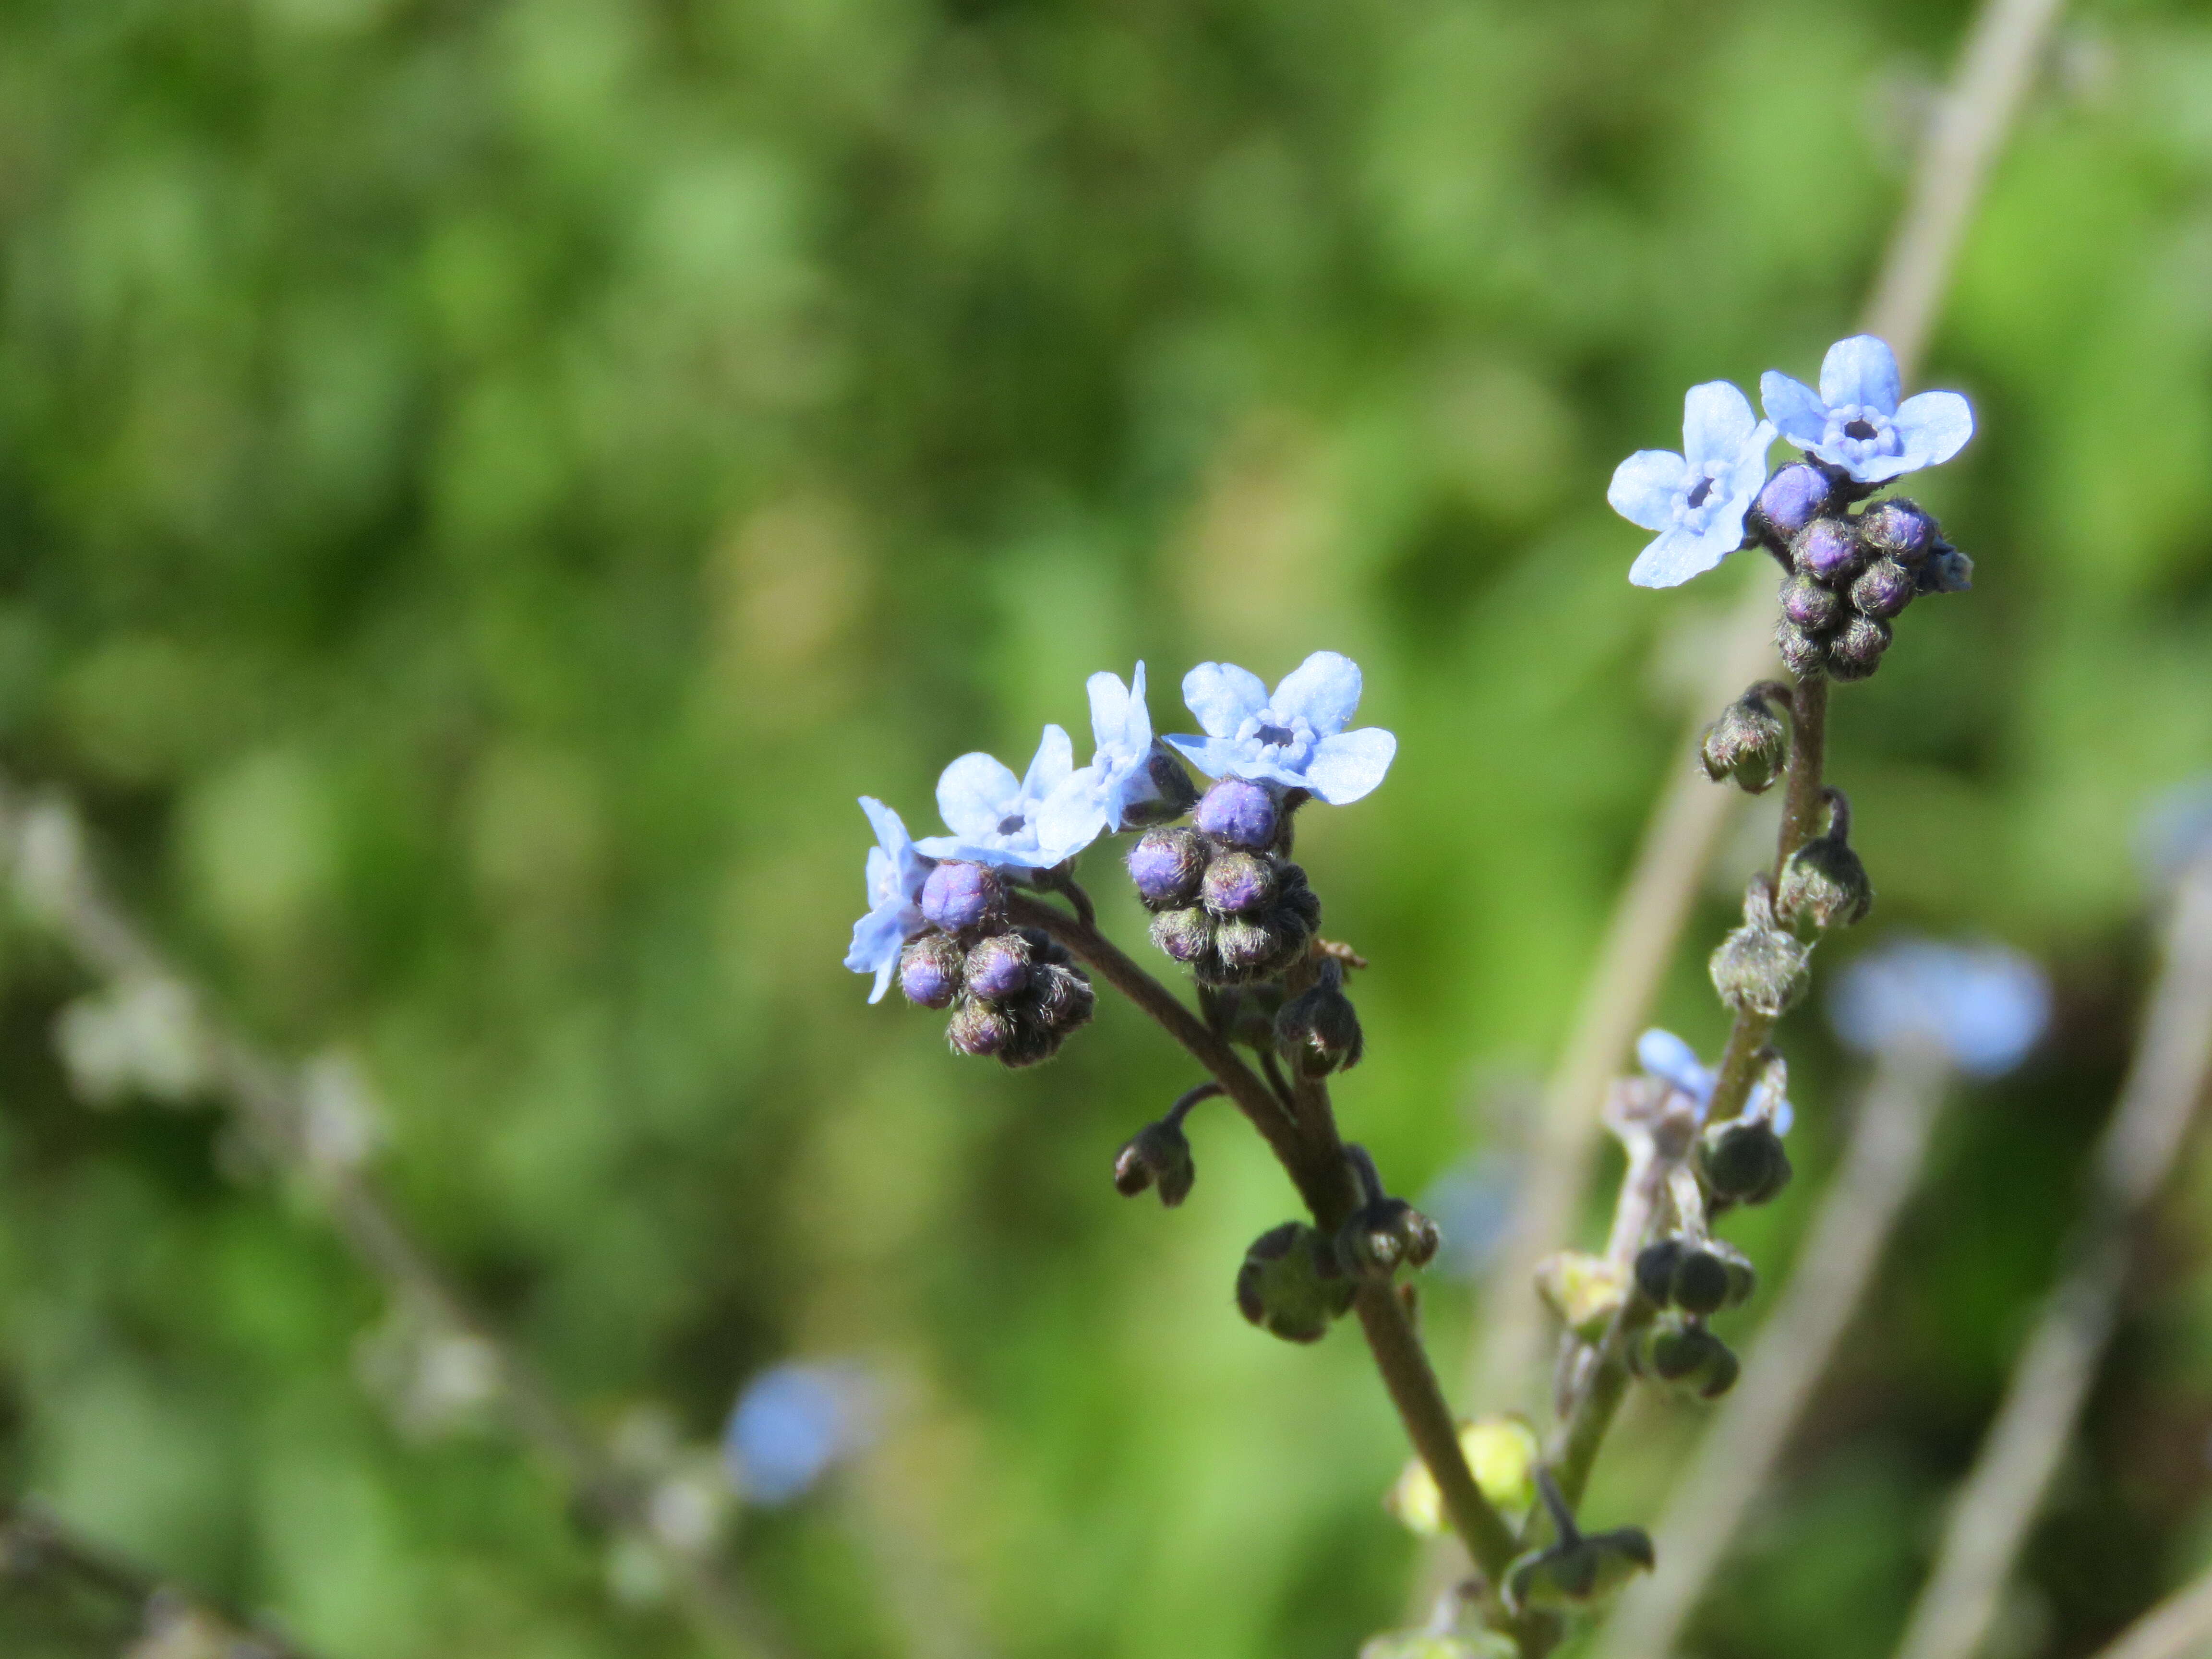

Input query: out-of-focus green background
[2,0,2212,1655]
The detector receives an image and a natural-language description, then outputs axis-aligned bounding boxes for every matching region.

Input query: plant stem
[1006,892,1522,1595]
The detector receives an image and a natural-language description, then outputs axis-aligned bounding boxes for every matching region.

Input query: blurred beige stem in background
[1468,0,2070,1425]
[2087,1562,2212,1659]
[0,780,787,1659]
[1589,1038,1953,1659]
[1891,859,2212,1659]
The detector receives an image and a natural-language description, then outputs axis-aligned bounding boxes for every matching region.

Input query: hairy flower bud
[946,998,1015,1058]
[1193,778,1278,850]
[1698,1116,1792,1206]
[1710,877,1809,1017]
[1859,497,1937,565]
[1919,541,1973,593]
[1849,556,1915,621]
[1236,1222,1354,1343]
[921,860,1004,934]
[1114,1117,1195,1206]
[1149,906,1215,966]
[962,931,1033,1002]
[1751,461,1836,548]
[1791,517,1864,585]
[1024,962,1095,1033]
[1276,961,1364,1074]
[1779,574,1843,632]
[1202,850,1277,916]
[1826,613,1892,681]
[898,934,964,1009]
[1127,827,1208,911]
[1631,1316,1740,1400]
[1700,685,1790,794]
[1778,790,1873,930]
[1775,620,1828,680]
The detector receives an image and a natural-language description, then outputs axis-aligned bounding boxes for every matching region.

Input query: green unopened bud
[1503,1529,1655,1614]
[1535,1250,1628,1340]
[1236,1222,1354,1343]
[1699,684,1791,795]
[1631,1316,1740,1400]
[1778,788,1873,930]
[1341,1197,1442,1279]
[1276,959,1364,1075]
[1113,1118,1194,1207]
[1710,876,1809,1017]
[1698,1116,1792,1206]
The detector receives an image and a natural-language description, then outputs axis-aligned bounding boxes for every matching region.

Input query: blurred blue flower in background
[844,799,935,1003]
[1829,939,2049,1078]
[722,1362,878,1506]
[1419,1153,1522,1280]
[1635,1027,1794,1132]
[1760,334,1973,484]
[917,726,1098,869]
[1609,381,1777,589]
[1166,651,1396,804]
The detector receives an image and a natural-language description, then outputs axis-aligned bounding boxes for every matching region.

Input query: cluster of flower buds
[1128,780,1322,986]
[1633,1234,1755,1317]
[1754,465,1970,683]
[897,862,1095,1067]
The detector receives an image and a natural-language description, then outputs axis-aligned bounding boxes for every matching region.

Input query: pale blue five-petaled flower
[915,725,1100,871]
[844,797,934,1003]
[1166,651,1396,804]
[1635,1028,1795,1135]
[1036,662,1166,850]
[1829,939,2046,1078]
[1761,334,1973,485]
[1608,382,1777,589]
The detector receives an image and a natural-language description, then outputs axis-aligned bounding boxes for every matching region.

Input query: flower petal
[1890,389,1973,470]
[1607,449,1688,531]
[1031,769,1109,862]
[935,752,1020,840]
[1303,727,1396,804]
[845,906,908,1001]
[859,796,910,865]
[1628,512,1746,588]
[1085,671,1131,753]
[1182,661,1270,737]
[1680,381,1757,469]
[1759,371,1827,449]
[1635,1029,1710,1101]
[1269,651,1364,735]
[1164,733,1241,779]
[1817,335,1900,417]
[1019,724,1075,805]
[1719,420,1779,502]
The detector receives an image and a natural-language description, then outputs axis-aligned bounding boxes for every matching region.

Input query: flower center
[1844,418,1879,441]
[1684,476,1714,509]
[1254,723,1296,748]
[997,814,1027,835]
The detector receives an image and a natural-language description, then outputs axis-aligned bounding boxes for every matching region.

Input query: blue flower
[844,797,934,1003]
[722,1361,876,1505]
[1165,651,1396,804]
[1609,382,1778,589]
[1760,334,1973,484]
[915,725,1099,870]
[1635,1028,1794,1134]
[1829,939,2047,1078]
[1036,663,1168,849]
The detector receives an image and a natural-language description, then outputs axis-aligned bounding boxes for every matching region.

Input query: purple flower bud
[1859,498,1936,564]
[962,932,1032,1002]
[1791,517,1863,585]
[920,861,1004,933]
[1849,557,1915,621]
[1149,906,1215,965]
[1775,621,1827,680]
[946,999,1014,1057]
[1754,462,1834,543]
[1202,851,1276,916]
[898,935,963,1009]
[1193,779,1278,850]
[1780,574,1841,631]
[1827,614,1891,681]
[1127,827,1207,911]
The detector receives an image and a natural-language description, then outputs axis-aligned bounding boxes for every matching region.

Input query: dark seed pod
[1779,802,1874,930]
[1699,1116,1793,1206]
[898,934,964,1009]
[1632,1317,1740,1399]
[1237,1222,1355,1343]
[1827,614,1892,681]
[1634,1237,1685,1306]
[1276,960,1364,1075]
[1114,1117,1194,1206]
[1339,1197,1442,1279]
